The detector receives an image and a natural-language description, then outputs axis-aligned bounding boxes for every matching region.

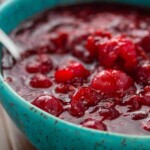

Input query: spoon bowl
[0,29,20,60]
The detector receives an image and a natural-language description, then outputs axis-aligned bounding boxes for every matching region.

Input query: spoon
[0,29,20,60]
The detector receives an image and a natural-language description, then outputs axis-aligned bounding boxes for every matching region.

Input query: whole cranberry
[37,54,53,74]
[32,95,63,116]
[131,111,148,120]
[91,69,134,97]
[80,118,107,131]
[98,36,137,70]
[26,62,40,73]
[86,30,111,58]
[70,87,102,117]
[30,74,52,88]
[26,54,53,74]
[55,61,90,83]
[99,108,120,120]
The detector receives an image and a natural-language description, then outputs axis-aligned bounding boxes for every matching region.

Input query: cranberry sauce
[2,3,150,135]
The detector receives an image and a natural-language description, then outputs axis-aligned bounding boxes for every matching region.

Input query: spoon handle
[0,29,20,60]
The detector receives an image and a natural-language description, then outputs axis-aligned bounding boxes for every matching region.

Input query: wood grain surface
[0,0,36,149]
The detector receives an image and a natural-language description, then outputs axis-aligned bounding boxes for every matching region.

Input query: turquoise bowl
[0,0,150,150]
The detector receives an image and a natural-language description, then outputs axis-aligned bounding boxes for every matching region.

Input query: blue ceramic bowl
[0,0,150,150]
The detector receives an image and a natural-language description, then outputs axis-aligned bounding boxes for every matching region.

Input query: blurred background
[0,0,36,149]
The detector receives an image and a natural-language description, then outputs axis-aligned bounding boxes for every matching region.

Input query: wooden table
[0,1,36,149]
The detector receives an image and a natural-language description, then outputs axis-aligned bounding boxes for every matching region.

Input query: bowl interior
[1,0,150,150]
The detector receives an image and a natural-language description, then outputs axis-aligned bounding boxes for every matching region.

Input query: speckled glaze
[0,0,150,150]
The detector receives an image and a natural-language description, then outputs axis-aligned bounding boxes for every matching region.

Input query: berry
[98,36,137,70]
[86,30,111,58]
[37,54,53,74]
[140,31,150,52]
[55,68,75,83]
[99,108,120,120]
[91,69,134,97]
[26,54,53,74]
[122,95,142,112]
[131,111,148,120]
[70,87,102,117]
[55,61,90,83]
[81,118,107,131]
[136,65,150,85]
[50,31,68,49]
[26,62,40,73]
[32,95,63,116]
[30,74,52,88]
[140,86,150,106]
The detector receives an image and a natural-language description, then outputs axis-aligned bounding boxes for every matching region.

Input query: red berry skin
[55,68,75,83]
[26,54,53,74]
[140,32,150,52]
[80,118,107,131]
[122,95,142,112]
[70,87,102,117]
[140,86,150,106]
[69,100,85,117]
[131,111,148,120]
[91,69,134,97]
[69,61,90,78]
[136,65,150,85]
[51,31,68,49]
[99,108,120,120]
[30,74,52,88]
[26,62,40,73]
[55,61,90,83]
[38,54,53,74]
[32,95,63,116]
[86,30,111,58]
[98,36,137,70]
[86,36,98,57]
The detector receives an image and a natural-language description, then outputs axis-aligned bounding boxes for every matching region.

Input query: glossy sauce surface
[2,3,150,135]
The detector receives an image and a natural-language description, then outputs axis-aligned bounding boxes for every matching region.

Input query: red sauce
[2,3,150,135]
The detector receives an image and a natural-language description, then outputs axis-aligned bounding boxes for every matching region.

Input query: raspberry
[32,95,63,116]
[30,74,52,88]
[91,69,134,97]
[80,118,107,131]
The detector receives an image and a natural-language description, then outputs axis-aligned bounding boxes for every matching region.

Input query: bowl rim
[0,0,150,139]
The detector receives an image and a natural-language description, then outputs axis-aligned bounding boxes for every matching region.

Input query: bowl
[0,0,150,150]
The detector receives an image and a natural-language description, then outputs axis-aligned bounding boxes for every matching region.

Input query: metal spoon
[0,29,20,60]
